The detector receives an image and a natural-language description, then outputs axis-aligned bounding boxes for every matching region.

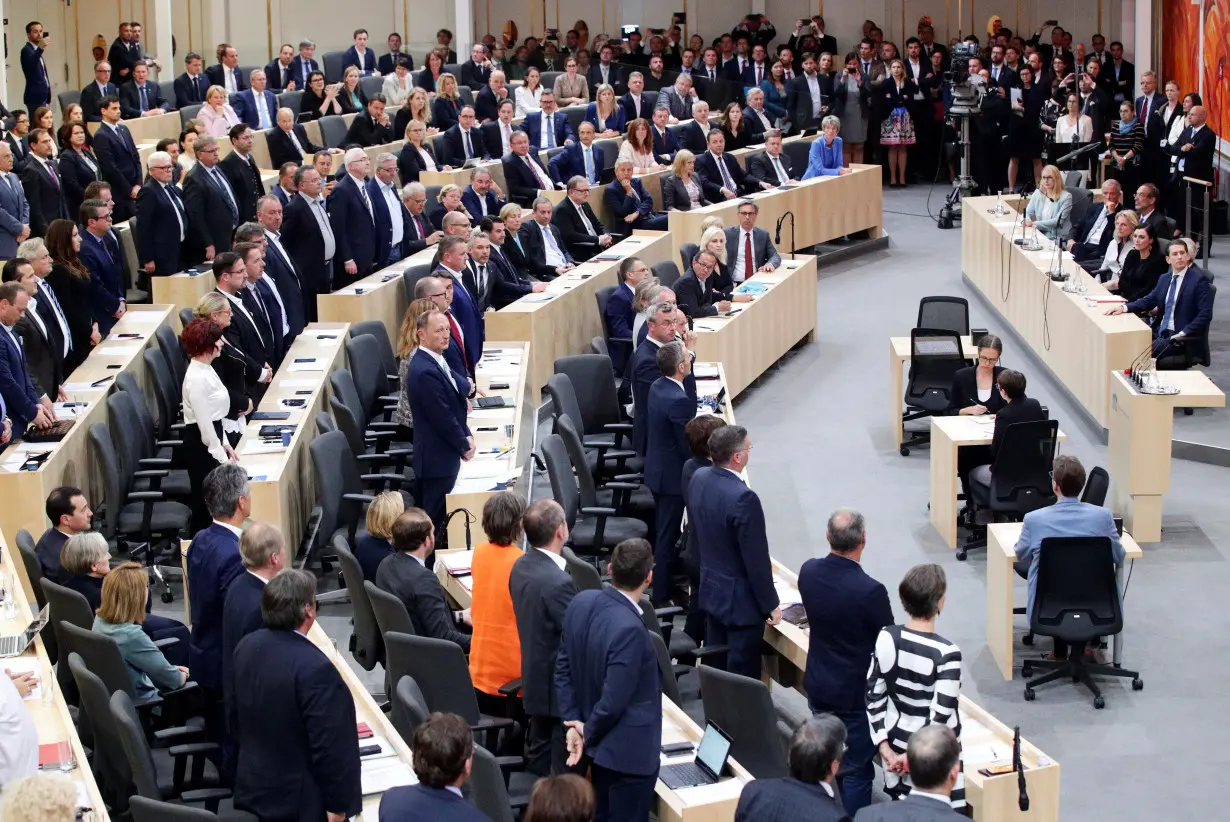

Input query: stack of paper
[123,311,163,324]
[360,759,416,795]
[437,552,474,576]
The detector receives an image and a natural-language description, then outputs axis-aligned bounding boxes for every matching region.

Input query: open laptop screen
[695,722,732,780]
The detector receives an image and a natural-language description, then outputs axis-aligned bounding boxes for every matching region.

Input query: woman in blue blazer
[760,61,790,120]
[1024,164,1073,243]
[431,75,464,130]
[584,84,626,138]
[56,122,103,218]
[802,116,852,179]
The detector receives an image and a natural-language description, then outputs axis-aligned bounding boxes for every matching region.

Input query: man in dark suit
[549,122,607,187]
[480,216,545,308]
[657,75,698,123]
[280,166,334,320]
[368,153,411,266]
[268,107,327,168]
[375,508,473,648]
[586,44,624,97]
[551,176,613,262]
[480,100,519,160]
[220,522,288,711]
[619,72,657,123]
[106,22,137,83]
[20,129,69,237]
[342,28,379,77]
[724,202,783,283]
[2,113,31,177]
[0,282,51,437]
[78,200,126,334]
[328,149,378,287]
[401,182,442,257]
[406,308,474,536]
[378,714,489,821]
[434,236,484,372]
[0,145,31,259]
[118,63,169,119]
[134,150,187,276]
[630,302,693,454]
[985,45,1016,90]
[20,23,51,112]
[460,168,506,226]
[510,499,580,776]
[745,130,798,189]
[503,131,556,208]
[675,250,734,319]
[1066,179,1123,263]
[460,44,493,89]
[255,195,307,340]
[230,569,362,822]
[520,91,576,151]
[519,197,575,281]
[343,94,394,148]
[93,97,144,224]
[81,62,119,122]
[213,252,273,399]
[288,40,321,90]
[853,726,967,821]
[1106,238,1214,358]
[234,240,288,368]
[3,257,63,401]
[172,52,210,107]
[1077,72,1111,138]
[438,106,490,168]
[797,508,893,814]
[474,71,512,123]
[182,136,240,262]
[676,100,713,155]
[413,276,468,377]
[33,486,90,583]
[206,44,247,94]
[377,34,412,76]
[1133,183,1167,237]
[1168,105,1217,243]
[461,232,497,312]
[232,69,279,131]
[219,125,265,223]
[695,130,751,201]
[606,163,667,235]
[265,44,297,91]
[650,106,680,164]
[643,341,696,605]
[735,715,852,822]
[556,539,660,821]
[691,424,780,678]
[1134,71,1167,185]
[603,256,650,373]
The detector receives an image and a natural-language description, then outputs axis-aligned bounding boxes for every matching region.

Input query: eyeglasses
[977,355,999,364]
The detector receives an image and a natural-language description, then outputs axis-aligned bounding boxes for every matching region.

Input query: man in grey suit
[853,726,966,821]
[373,508,472,651]
[723,200,782,285]
[0,144,31,258]
[656,74,698,123]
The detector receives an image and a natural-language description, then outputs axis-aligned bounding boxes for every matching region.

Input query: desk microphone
[1013,726,1029,812]
[1045,232,1067,282]
[1127,337,1157,387]
[444,508,475,550]
[775,211,797,260]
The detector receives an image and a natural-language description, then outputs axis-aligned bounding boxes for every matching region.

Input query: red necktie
[446,311,468,370]
[744,232,754,280]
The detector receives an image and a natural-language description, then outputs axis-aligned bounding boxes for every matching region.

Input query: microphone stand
[1014,726,1029,812]
[775,211,797,260]
[443,508,474,551]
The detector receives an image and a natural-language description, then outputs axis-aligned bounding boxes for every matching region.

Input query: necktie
[756,64,763,84]
[526,155,550,189]
[717,154,735,192]
[543,224,564,257]
[744,232,754,280]
[709,69,715,82]
[863,62,870,75]
[244,288,271,339]
[463,129,473,159]
[358,180,373,218]
[140,85,149,111]
[578,203,596,236]
[445,311,467,370]
[477,264,487,295]
[584,147,595,183]
[165,184,186,239]
[45,159,59,187]
[289,128,305,158]
[210,166,239,225]
[544,114,555,148]
[502,123,511,153]
[1161,274,1180,331]
[40,286,71,355]
[257,94,271,129]
[772,155,786,184]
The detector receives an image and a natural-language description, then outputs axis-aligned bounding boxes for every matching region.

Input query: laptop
[0,605,49,658]
[659,722,732,790]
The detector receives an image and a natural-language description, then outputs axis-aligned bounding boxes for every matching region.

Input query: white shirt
[299,192,336,260]
[378,181,404,245]
[252,89,273,129]
[498,121,513,155]
[162,181,186,240]
[731,229,755,281]
[806,73,822,118]
[1163,267,1188,331]
[224,65,238,93]
[1178,125,1202,171]
[911,791,953,807]
[536,547,566,571]
[0,674,39,789]
[283,126,307,159]
[1102,236,1131,276]
[419,345,459,393]
[617,588,644,614]
[183,359,231,463]
[37,283,71,357]
[1084,206,1112,244]
[213,520,244,539]
[539,222,566,267]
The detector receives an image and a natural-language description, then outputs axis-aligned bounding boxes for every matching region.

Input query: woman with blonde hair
[0,773,79,822]
[199,85,241,137]
[700,215,725,233]
[398,119,447,183]
[402,87,436,133]
[429,184,471,230]
[1023,164,1072,242]
[432,74,463,129]
[355,490,406,581]
[585,83,625,138]
[93,562,189,700]
[662,149,710,211]
[394,297,439,436]
[698,224,730,285]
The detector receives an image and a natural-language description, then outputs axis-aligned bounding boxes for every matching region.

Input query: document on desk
[437,552,474,575]
[774,581,801,606]
[360,759,416,795]
[518,293,554,303]
[96,344,142,357]
[122,311,164,324]
[287,359,323,372]
[239,441,289,456]
[693,364,721,380]
[674,778,745,804]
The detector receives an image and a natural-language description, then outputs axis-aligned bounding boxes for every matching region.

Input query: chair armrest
[368,421,400,430]
[342,492,377,505]
[654,606,683,619]
[169,423,190,432]
[155,439,184,449]
[133,694,165,711]
[614,473,644,483]
[153,637,180,651]
[472,715,516,732]
[179,788,233,804]
[497,677,522,696]
[690,644,729,658]
[137,458,173,468]
[600,449,636,462]
[580,506,617,517]
[127,491,166,502]
[378,393,400,405]
[162,681,200,699]
[132,469,170,478]
[494,755,525,771]
[604,423,633,434]
[153,724,206,744]
[359,473,404,484]
[356,453,392,463]
[168,741,220,758]
[602,481,641,491]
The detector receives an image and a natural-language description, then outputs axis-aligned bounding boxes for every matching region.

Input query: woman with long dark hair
[44,219,99,372]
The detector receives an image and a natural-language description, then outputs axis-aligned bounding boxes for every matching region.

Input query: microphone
[1128,337,1157,387]
[775,211,797,260]
[1014,726,1029,812]
[1045,230,1066,282]
[444,508,474,550]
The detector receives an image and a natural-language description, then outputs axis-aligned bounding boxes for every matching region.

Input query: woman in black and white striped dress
[866,563,965,810]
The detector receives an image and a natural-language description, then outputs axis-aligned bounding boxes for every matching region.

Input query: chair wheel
[1132,678,1144,691]
[955,550,967,561]
[1022,633,1034,646]
[1023,687,1035,701]
[1021,663,1033,677]
[1183,408,1193,416]
[161,591,174,604]
[900,446,910,456]
[1094,696,1106,709]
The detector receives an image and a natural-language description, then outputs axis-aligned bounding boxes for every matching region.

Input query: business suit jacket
[555,587,661,776]
[106,38,138,83]
[57,149,103,217]
[503,151,553,207]
[377,51,414,76]
[661,173,710,211]
[344,112,394,148]
[220,570,264,710]
[185,522,245,689]
[619,91,657,124]
[459,186,505,226]
[676,120,712,156]
[603,281,636,356]
[586,63,624,96]
[0,171,30,258]
[1126,266,1214,340]
[21,157,70,237]
[93,122,143,221]
[182,163,237,260]
[604,178,658,234]
[232,88,279,130]
[501,229,533,279]
[549,141,607,186]
[509,548,578,716]
[630,339,697,455]
[480,121,519,161]
[14,311,62,400]
[219,151,265,223]
[675,271,726,319]
[342,46,378,76]
[486,244,533,308]
[520,110,575,151]
[644,376,694,496]
[691,465,777,627]
[262,232,307,338]
[230,629,362,821]
[441,267,484,369]
[853,793,966,821]
[474,87,509,123]
[1134,92,1166,140]
[375,552,471,649]
[551,196,609,261]
[787,74,838,131]
[172,72,210,107]
[988,397,1046,465]
[518,220,574,280]
[80,81,119,122]
[216,288,271,389]
[438,124,490,168]
[0,326,42,433]
[379,785,488,822]
[735,778,851,822]
[118,81,170,120]
[461,60,492,89]
[1,134,28,176]
[694,150,750,200]
[946,365,1006,415]
[34,528,69,584]
[135,179,188,275]
[281,194,330,300]
[328,173,378,278]
[264,59,296,91]
[79,230,125,333]
[21,43,50,110]
[267,125,323,169]
[656,87,695,121]
[651,125,680,164]
[459,259,496,313]
[1169,125,1216,183]
[287,56,320,90]
[745,150,795,188]
[206,63,248,92]
[406,347,471,480]
[1070,203,1122,260]
[723,226,782,275]
[396,141,439,184]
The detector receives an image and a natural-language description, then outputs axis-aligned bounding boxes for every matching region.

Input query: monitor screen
[695,723,731,776]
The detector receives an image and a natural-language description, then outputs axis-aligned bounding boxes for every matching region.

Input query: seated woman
[1023,164,1072,243]
[1108,223,1167,302]
[93,562,189,701]
[967,369,1046,499]
[948,335,1005,508]
[867,563,965,810]
[584,83,625,138]
[198,85,241,138]
[718,103,752,151]
[355,491,405,582]
[661,150,710,211]
[1089,210,1138,280]
[617,119,662,172]
[803,115,852,179]
[468,492,528,717]
[428,184,472,230]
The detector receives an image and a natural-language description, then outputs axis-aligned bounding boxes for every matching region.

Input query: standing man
[21,23,51,113]
[20,130,69,238]
[220,125,265,224]
[213,251,273,402]
[0,281,52,438]
[233,239,288,368]
[0,144,31,259]
[378,714,489,820]
[134,151,187,276]
[118,63,169,119]
[78,199,126,334]
[1168,105,1216,246]
[644,341,695,605]
[93,97,144,223]
[220,522,288,709]
[1135,71,1166,188]
[281,165,335,315]
[556,539,660,822]
[631,302,694,453]
[406,309,474,538]
[343,94,393,148]
[81,62,119,122]
[797,509,893,814]
[107,22,137,83]
[255,195,306,340]
[230,570,362,822]
[603,256,650,373]
[183,136,240,262]
[690,424,780,678]
[370,153,410,266]
[174,52,210,107]
[462,233,496,313]
[434,235,484,373]
[725,200,781,282]
[510,499,579,776]
[328,148,378,287]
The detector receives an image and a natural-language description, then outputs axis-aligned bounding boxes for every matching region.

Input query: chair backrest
[1081,466,1110,507]
[1068,187,1094,233]
[41,578,92,698]
[16,531,43,607]
[916,297,970,337]
[329,396,368,461]
[110,689,163,800]
[469,744,516,822]
[544,372,585,436]
[346,334,391,420]
[458,86,474,107]
[179,307,196,328]
[905,329,966,409]
[107,391,148,484]
[555,354,621,434]
[1062,170,1084,189]
[651,260,681,289]
[364,579,417,639]
[179,104,204,127]
[307,429,368,558]
[130,796,222,821]
[333,536,381,671]
[595,285,618,342]
[87,423,126,539]
[316,412,337,435]
[697,666,787,779]
[383,632,482,723]
[277,89,304,113]
[318,114,349,147]
[1031,536,1123,641]
[540,71,563,89]
[322,51,347,82]
[360,75,384,99]
[679,242,699,271]
[562,105,586,136]
[561,546,603,591]
[143,348,181,439]
[648,630,682,704]
[555,414,599,508]
[989,419,1060,514]
[58,90,82,117]
[67,652,133,799]
[330,369,367,427]
[402,259,435,305]
[115,371,160,451]
[60,621,137,701]
[349,320,398,379]
[390,674,431,743]
[540,433,579,529]
[155,324,187,386]
[590,336,608,356]
[783,139,812,171]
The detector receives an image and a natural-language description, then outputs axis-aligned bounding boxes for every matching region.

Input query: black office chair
[41,578,94,701]
[899,329,966,456]
[961,419,1059,560]
[68,653,136,812]
[651,260,681,289]
[143,348,187,442]
[329,396,413,484]
[401,259,435,305]
[116,371,181,462]
[390,674,431,743]
[365,580,417,639]
[330,368,401,453]
[470,739,535,820]
[130,796,245,821]
[554,354,631,444]
[1068,187,1094,232]
[697,666,788,779]
[679,242,699,271]
[108,391,192,499]
[595,286,632,372]
[316,412,337,435]
[305,430,379,569]
[345,335,401,424]
[16,531,57,666]
[349,320,400,383]
[916,296,971,337]
[1157,283,1216,417]
[556,414,654,525]
[1020,537,1142,708]
[178,307,196,328]
[332,536,382,671]
[561,546,603,591]
[590,337,609,356]
[155,323,187,386]
[317,114,349,147]
[544,372,637,479]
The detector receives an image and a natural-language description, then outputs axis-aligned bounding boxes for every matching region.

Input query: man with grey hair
[268,107,330,168]
[502,129,555,207]
[797,507,892,814]
[290,39,320,89]
[231,568,362,821]
[135,149,187,275]
[281,164,334,317]
[475,69,509,123]
[644,340,696,605]
[1066,177,1123,263]
[519,196,575,280]
[183,134,240,261]
[553,174,613,261]
[855,726,965,820]
[630,299,693,451]
[735,714,850,821]
[329,147,378,286]
[690,423,779,674]
[15,237,71,397]
[255,194,306,339]
[620,71,656,122]
[462,167,506,224]
[222,521,289,706]
[401,182,443,255]
[370,152,408,265]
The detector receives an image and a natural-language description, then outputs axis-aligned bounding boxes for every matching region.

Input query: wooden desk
[485,230,675,399]
[961,196,1152,429]
[318,250,427,348]
[986,521,1143,680]
[0,306,173,557]
[235,325,348,552]
[0,530,109,821]
[667,165,883,247]
[151,268,216,330]
[928,416,1068,551]
[1107,370,1225,542]
[88,110,181,145]
[888,335,974,453]
[689,256,818,398]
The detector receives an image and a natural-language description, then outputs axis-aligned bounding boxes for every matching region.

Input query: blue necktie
[140,85,148,111]
[1161,274,1180,332]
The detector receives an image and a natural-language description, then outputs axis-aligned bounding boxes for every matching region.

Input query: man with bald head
[1169,105,1216,246]
[328,147,378,286]
[221,521,289,705]
[267,107,328,169]
[475,70,509,123]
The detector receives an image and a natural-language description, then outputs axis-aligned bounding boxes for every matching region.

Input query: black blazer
[431,96,462,130]
[280,194,330,297]
[674,271,722,318]
[693,151,750,201]
[134,180,187,274]
[21,158,70,237]
[989,396,1047,465]
[948,365,1007,415]
[182,164,236,259]
[503,152,553,208]
[118,82,169,120]
[396,142,438,184]
[501,230,532,278]
[550,197,609,261]
[173,72,210,107]
[57,149,102,220]
[661,174,710,211]
[508,549,578,716]
[677,120,710,155]
[343,112,393,148]
[517,221,572,280]
[262,236,307,339]
[438,124,489,167]
[229,630,362,821]
[46,263,94,365]
[374,553,471,650]
[220,570,264,706]
[745,150,795,188]
[266,125,323,169]
[213,340,252,420]
[874,78,920,119]
[855,793,967,821]
[299,88,343,120]
[415,70,446,95]
[215,288,270,389]
[91,123,142,221]
[14,312,63,399]
[219,152,265,223]
[205,63,247,92]
[1170,125,1216,183]
[734,777,851,822]
[80,81,119,122]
